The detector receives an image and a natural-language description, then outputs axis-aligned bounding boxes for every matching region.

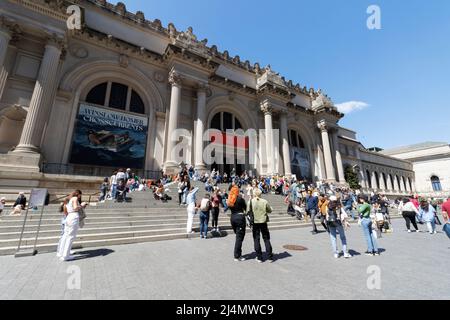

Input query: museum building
[0,0,417,196]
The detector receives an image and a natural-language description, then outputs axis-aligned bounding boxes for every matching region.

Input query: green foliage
[344,165,361,190]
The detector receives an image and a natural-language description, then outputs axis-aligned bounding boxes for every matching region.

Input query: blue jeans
[200,211,210,237]
[329,223,348,254]
[111,184,117,199]
[222,199,229,212]
[361,218,378,253]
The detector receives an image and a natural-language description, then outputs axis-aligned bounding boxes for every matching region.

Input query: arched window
[366,170,372,189]
[85,82,146,115]
[210,112,243,132]
[431,176,442,192]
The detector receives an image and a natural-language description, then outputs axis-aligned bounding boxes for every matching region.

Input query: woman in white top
[400,198,420,233]
[57,190,85,261]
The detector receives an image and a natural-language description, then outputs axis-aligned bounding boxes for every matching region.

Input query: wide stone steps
[0,220,308,256]
[0,185,303,256]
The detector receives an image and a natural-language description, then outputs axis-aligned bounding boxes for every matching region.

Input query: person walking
[248,188,274,263]
[419,200,437,235]
[211,189,222,232]
[98,178,108,203]
[306,191,323,234]
[230,191,248,262]
[400,198,420,233]
[186,186,199,234]
[357,195,380,256]
[57,190,86,261]
[326,196,352,259]
[199,194,212,239]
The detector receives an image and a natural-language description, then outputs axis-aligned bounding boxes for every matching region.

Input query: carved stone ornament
[154,71,165,83]
[168,70,182,86]
[260,102,273,115]
[68,44,89,59]
[311,91,336,110]
[119,54,129,68]
[317,120,328,132]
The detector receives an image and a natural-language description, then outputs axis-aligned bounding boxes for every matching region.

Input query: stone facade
[0,0,415,196]
[381,142,450,198]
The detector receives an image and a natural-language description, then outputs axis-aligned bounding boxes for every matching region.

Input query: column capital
[45,32,66,51]
[0,16,20,40]
[260,101,273,115]
[168,70,183,87]
[317,120,328,132]
[197,82,209,94]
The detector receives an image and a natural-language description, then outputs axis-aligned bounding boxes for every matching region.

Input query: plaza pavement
[0,219,449,300]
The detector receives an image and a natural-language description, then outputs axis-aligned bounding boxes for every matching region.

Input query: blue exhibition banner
[70,104,148,169]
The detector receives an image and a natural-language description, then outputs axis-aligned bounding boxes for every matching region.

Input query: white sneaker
[408,230,411,233]
[344,253,352,259]
[334,253,339,259]
[60,255,76,262]
[234,257,246,262]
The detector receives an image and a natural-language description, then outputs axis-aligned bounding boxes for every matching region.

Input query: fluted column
[317,120,336,182]
[262,102,274,175]
[194,84,207,171]
[14,36,63,154]
[279,111,291,176]
[371,172,378,191]
[386,174,392,192]
[165,70,182,171]
[0,20,12,101]
[332,131,346,183]
[380,173,387,191]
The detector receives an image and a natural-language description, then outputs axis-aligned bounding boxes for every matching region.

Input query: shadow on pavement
[73,248,115,260]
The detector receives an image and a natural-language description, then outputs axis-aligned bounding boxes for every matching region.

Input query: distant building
[381,142,450,198]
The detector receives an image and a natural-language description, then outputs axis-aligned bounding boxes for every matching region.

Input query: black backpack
[327,208,341,227]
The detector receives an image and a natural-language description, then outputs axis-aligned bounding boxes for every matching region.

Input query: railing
[41,163,162,180]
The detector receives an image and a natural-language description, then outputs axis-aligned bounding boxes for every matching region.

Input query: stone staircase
[0,182,310,256]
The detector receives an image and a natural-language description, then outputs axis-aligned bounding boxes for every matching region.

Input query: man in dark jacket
[230,191,248,261]
[306,191,321,234]
[14,192,27,209]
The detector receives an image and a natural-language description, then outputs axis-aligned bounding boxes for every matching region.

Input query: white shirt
[402,202,419,214]
[116,172,126,180]
[110,174,117,185]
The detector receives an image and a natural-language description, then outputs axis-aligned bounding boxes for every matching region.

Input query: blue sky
[121,0,450,149]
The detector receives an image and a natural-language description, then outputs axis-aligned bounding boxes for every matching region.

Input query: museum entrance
[209,111,249,176]
[288,129,311,181]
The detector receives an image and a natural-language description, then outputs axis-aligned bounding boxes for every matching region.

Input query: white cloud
[335,101,370,114]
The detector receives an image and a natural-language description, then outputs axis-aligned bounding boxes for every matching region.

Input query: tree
[344,165,361,190]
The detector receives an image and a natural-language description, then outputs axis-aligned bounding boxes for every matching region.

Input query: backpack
[227,186,239,208]
[200,198,211,211]
[327,207,341,227]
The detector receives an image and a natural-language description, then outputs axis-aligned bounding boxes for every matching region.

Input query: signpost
[15,188,49,258]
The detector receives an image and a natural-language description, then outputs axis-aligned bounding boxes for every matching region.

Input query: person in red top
[441,198,450,223]
[410,195,420,209]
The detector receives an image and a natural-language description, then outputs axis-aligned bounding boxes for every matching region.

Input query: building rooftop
[381,142,449,155]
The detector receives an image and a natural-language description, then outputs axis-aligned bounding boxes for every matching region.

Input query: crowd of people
[1,165,449,263]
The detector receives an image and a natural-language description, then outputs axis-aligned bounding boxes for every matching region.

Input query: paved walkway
[1,219,449,300]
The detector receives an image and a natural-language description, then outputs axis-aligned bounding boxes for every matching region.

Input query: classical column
[164,70,182,171]
[0,19,12,100]
[332,131,346,183]
[386,174,392,192]
[317,120,336,182]
[279,111,291,176]
[371,172,378,191]
[14,35,63,154]
[194,84,207,171]
[262,102,274,175]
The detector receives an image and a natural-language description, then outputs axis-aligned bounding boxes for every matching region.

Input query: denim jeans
[111,184,117,199]
[200,211,210,237]
[361,218,378,253]
[329,223,348,255]
[426,220,436,233]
